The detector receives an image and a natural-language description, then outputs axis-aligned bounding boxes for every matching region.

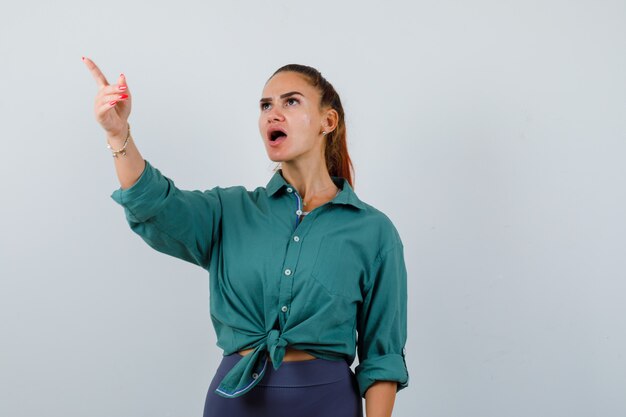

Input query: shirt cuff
[355,352,409,398]
[110,159,170,223]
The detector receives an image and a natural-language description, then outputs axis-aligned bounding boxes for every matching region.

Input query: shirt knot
[267,328,288,368]
[214,329,288,399]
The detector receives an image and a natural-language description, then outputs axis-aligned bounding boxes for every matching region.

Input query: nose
[266,106,284,123]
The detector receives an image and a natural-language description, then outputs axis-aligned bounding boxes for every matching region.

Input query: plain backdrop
[1,1,625,416]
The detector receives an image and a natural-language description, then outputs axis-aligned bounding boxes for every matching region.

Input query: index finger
[82,56,110,89]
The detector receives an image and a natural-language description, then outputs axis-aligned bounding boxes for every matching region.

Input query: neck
[280,157,336,202]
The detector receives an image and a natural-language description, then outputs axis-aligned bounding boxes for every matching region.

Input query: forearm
[364,381,397,417]
[107,125,145,190]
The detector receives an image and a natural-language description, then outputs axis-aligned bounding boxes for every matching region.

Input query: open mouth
[267,126,288,144]
[270,130,287,141]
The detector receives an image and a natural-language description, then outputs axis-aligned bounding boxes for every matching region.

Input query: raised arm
[83,57,221,269]
[83,56,145,189]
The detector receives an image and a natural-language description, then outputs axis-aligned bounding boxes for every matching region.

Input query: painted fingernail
[118,85,127,91]
[119,94,129,99]
[109,100,117,106]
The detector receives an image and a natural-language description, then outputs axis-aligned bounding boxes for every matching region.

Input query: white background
[1,1,625,416]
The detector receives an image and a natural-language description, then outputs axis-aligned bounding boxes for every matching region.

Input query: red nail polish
[118,85,127,91]
[109,100,117,106]
[119,94,129,99]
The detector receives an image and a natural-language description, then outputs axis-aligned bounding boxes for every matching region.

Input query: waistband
[217,353,351,388]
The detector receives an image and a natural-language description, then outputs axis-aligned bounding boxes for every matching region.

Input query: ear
[321,108,339,135]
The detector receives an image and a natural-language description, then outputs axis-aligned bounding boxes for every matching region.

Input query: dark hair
[269,64,355,188]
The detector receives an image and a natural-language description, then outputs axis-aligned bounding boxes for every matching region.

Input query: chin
[265,153,286,163]
[265,148,292,163]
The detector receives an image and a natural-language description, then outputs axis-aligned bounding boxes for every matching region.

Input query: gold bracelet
[107,123,131,158]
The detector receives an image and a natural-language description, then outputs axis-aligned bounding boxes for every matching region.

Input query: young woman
[83,57,409,417]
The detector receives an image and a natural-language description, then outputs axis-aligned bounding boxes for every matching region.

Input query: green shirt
[111,159,409,399]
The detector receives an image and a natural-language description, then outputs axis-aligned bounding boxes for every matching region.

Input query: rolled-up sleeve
[355,241,409,398]
[110,159,221,269]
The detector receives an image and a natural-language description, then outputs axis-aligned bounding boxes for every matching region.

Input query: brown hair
[269,64,355,188]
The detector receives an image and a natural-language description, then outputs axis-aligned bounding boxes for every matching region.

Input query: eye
[260,102,271,111]
[285,98,299,106]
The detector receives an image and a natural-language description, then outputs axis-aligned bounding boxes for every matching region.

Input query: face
[258,71,327,164]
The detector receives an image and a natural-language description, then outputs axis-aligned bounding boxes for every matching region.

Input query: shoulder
[354,199,404,253]
[209,183,273,208]
[192,180,260,197]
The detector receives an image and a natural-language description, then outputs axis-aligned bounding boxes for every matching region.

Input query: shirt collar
[265,169,366,210]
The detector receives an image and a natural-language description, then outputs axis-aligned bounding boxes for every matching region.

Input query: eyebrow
[259,91,304,103]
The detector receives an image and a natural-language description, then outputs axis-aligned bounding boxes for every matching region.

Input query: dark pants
[203,352,363,417]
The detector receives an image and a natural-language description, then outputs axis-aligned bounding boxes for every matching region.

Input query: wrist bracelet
[107,123,131,158]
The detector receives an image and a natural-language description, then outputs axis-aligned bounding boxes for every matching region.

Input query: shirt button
[293,236,300,242]
[296,209,303,215]
[284,269,292,276]
[286,187,293,193]
[252,373,258,379]
[281,305,288,313]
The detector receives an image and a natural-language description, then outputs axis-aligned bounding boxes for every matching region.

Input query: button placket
[293,190,305,227]
[276,191,315,328]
